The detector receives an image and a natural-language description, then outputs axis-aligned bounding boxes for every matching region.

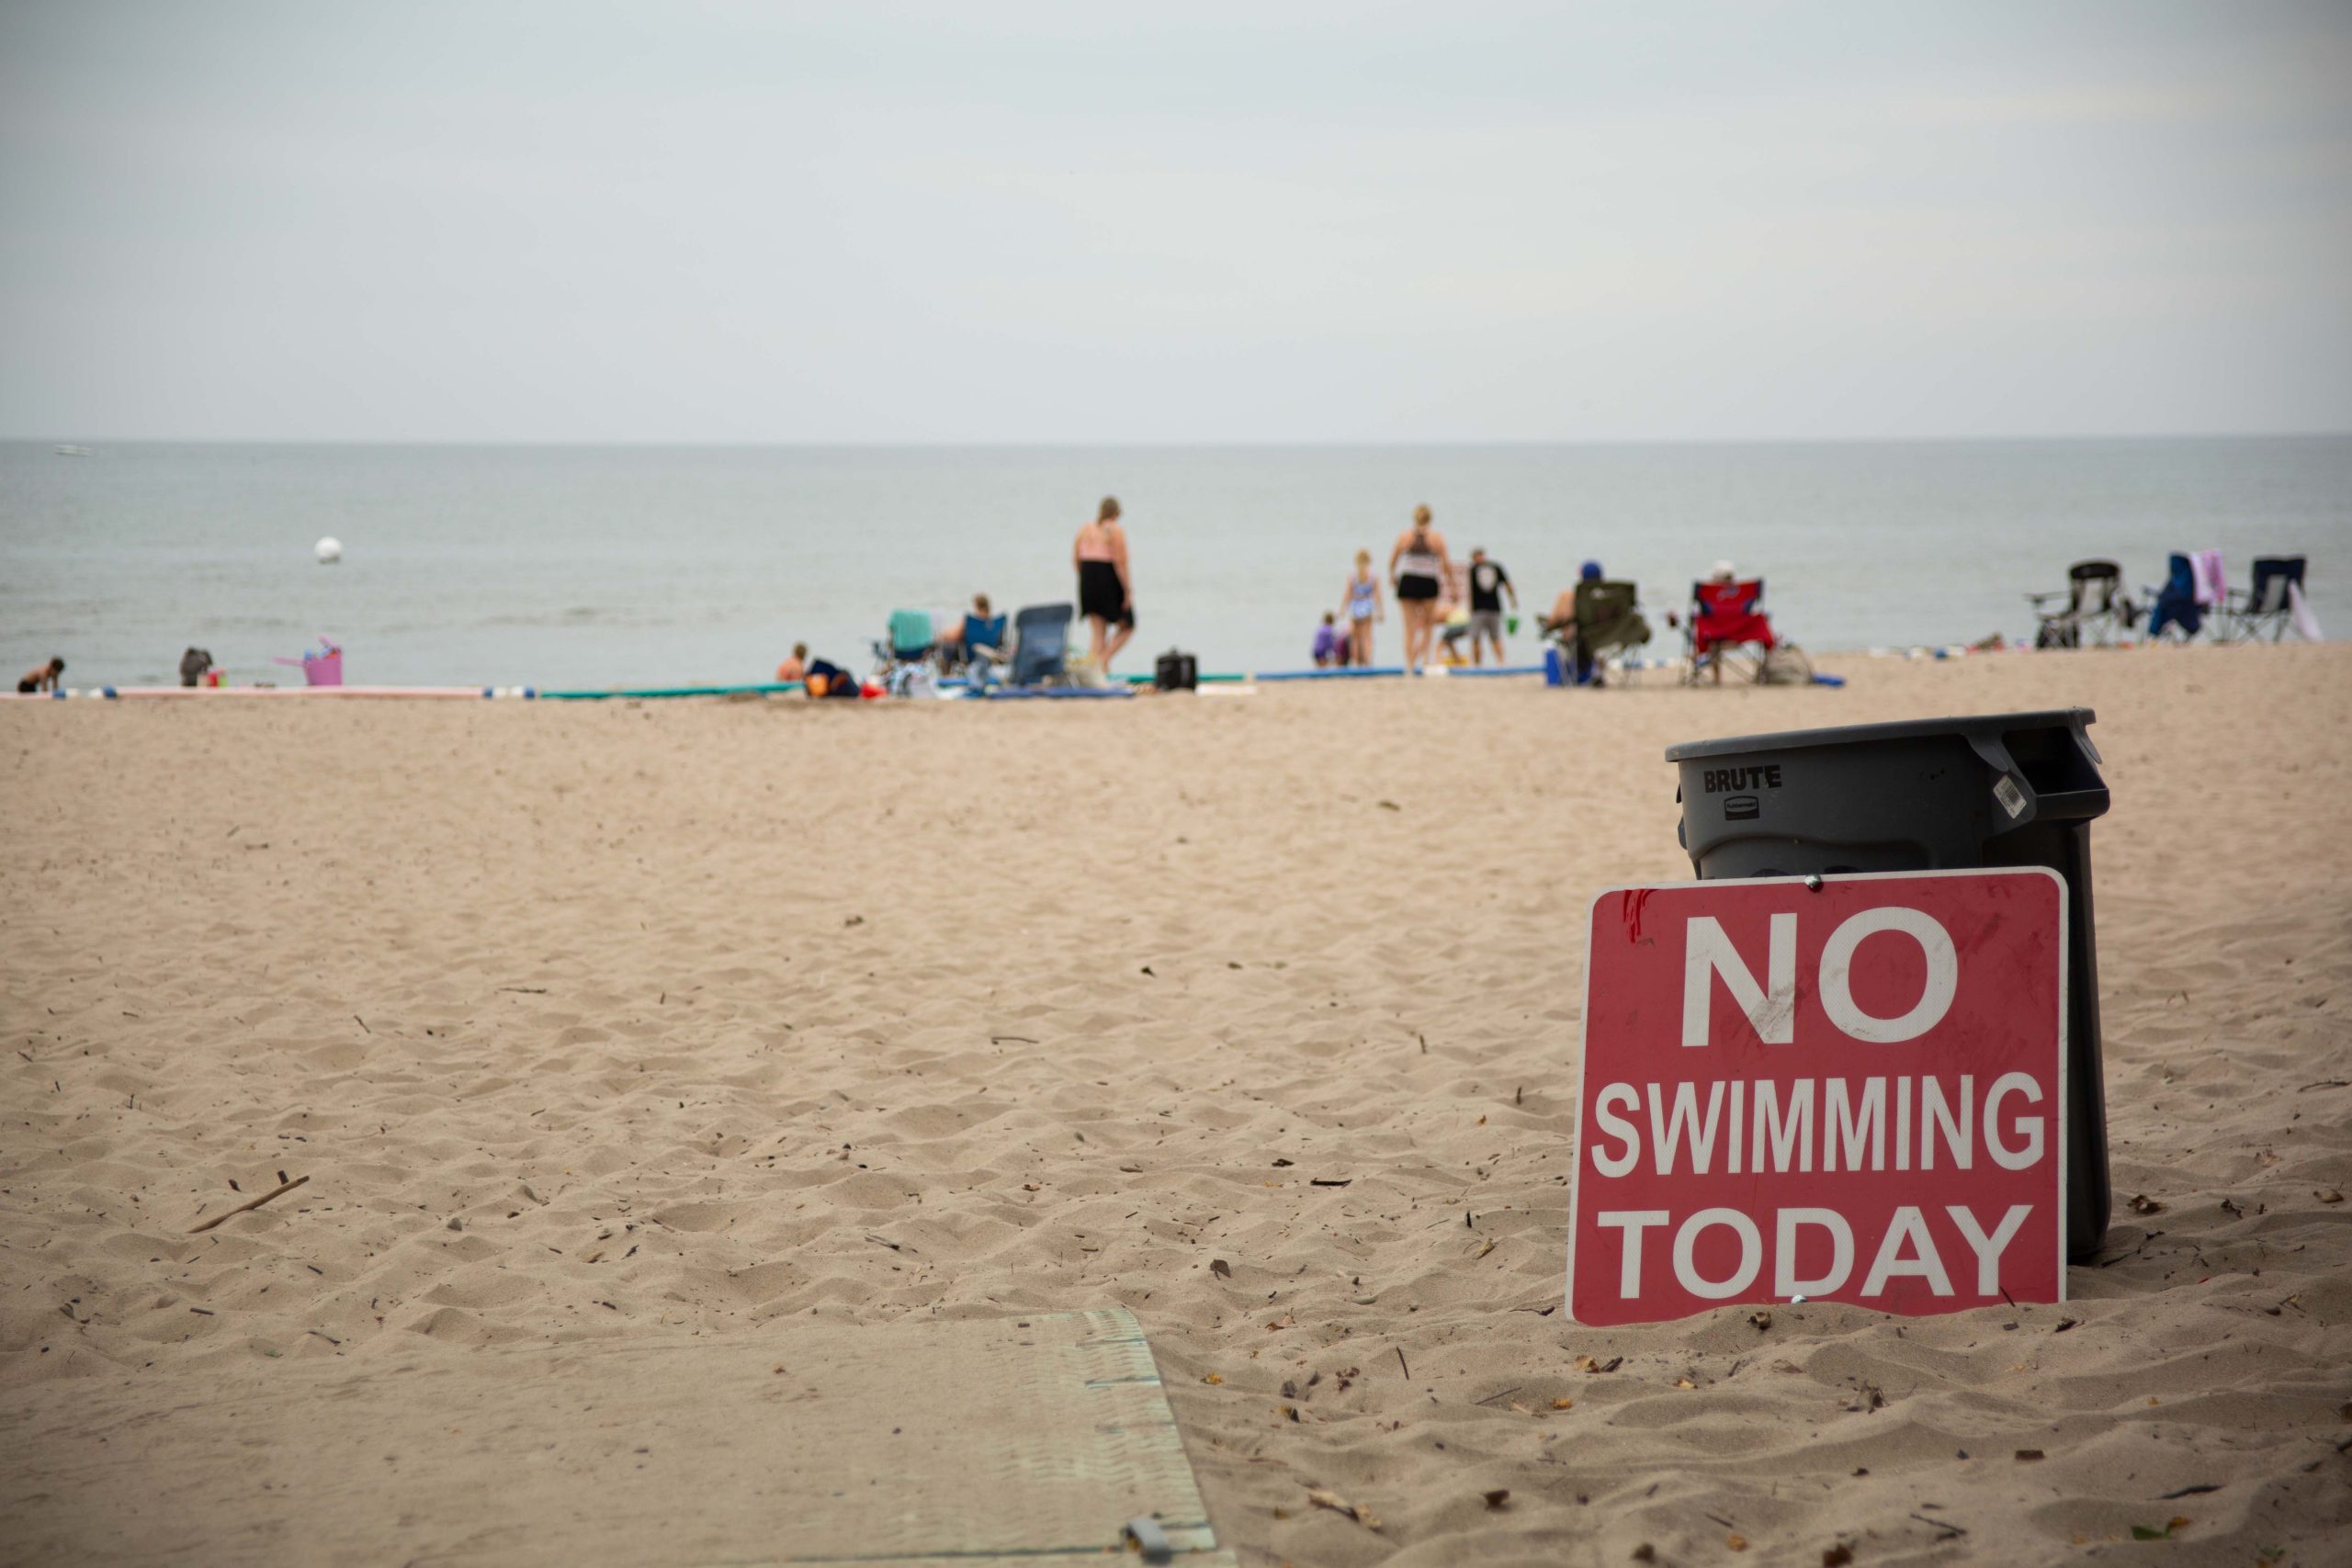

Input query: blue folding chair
[2217,556,2306,643]
[956,610,1011,686]
[2144,554,2201,641]
[1009,603,1073,686]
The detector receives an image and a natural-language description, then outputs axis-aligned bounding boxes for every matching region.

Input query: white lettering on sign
[1984,1072,2046,1170]
[1588,1201,2036,1303]
[1585,1076,2045,1178]
[1860,1206,1952,1296]
[1819,907,1958,1043]
[1951,1203,2033,1293]
[1922,1077,1971,1170]
[1672,1208,1762,1298]
[1682,906,1961,1047]
[1647,1081,1726,1174]
[1826,1077,1885,1172]
[1681,913,1795,1045]
[1589,1084,1642,1179]
[1754,1079,1815,1172]
[1774,1208,1851,1295]
[1596,1210,1668,1297]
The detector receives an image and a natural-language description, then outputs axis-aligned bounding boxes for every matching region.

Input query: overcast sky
[3,2,2347,443]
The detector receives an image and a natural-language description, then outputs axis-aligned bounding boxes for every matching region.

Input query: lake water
[3,438,2344,690]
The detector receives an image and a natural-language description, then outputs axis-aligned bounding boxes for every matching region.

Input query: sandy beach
[5,644,2349,1566]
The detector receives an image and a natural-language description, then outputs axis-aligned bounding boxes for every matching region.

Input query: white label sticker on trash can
[1993,774,2028,819]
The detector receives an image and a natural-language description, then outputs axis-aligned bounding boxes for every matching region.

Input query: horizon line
[11,429,2352,450]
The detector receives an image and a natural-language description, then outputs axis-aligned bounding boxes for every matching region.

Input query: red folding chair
[1686,579,1777,683]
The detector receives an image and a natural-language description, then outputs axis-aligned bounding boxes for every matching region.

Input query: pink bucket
[273,640,344,687]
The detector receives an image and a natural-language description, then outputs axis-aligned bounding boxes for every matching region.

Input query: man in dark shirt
[1465,549,1517,666]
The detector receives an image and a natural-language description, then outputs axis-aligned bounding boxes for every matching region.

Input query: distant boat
[54,444,93,457]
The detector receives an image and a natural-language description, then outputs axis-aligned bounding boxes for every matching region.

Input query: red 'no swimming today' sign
[1566,869,2067,1326]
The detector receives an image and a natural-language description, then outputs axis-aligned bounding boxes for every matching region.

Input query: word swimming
[1586,1073,2047,1178]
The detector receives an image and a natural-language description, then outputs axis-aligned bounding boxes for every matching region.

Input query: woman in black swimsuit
[1073,496,1135,675]
[1387,505,1452,673]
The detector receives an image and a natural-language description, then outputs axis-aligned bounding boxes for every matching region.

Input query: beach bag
[804,659,862,699]
[1155,649,1197,691]
[1759,643,1815,685]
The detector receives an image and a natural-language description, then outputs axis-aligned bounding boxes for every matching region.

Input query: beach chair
[871,608,937,683]
[1549,579,1651,686]
[2028,560,2132,649]
[2214,556,2307,643]
[2143,554,2203,642]
[1008,603,1073,687]
[941,609,1012,688]
[1683,579,1778,684]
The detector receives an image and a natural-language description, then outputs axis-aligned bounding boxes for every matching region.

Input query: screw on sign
[1566,869,2067,1325]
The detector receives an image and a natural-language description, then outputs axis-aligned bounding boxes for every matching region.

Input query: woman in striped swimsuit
[1387,504,1453,673]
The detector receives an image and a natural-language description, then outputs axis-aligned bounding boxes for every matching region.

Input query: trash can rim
[1664,706,2096,762]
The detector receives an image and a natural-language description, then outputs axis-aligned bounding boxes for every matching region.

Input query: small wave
[480,605,623,628]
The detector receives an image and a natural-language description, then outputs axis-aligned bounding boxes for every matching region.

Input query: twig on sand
[1395,1346,1411,1381]
[1909,1513,1967,1539]
[189,1175,309,1234]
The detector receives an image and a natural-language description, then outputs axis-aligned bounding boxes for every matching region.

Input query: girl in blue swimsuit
[1341,549,1382,667]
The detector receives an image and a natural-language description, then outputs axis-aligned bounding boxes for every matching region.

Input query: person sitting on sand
[17,657,64,694]
[1313,612,1346,668]
[1684,558,1776,683]
[1538,562,1606,642]
[1539,562,1611,684]
[775,643,808,683]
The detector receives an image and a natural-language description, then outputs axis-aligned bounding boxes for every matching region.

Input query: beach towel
[2290,580,2324,642]
[2147,554,2201,639]
[2190,549,2227,607]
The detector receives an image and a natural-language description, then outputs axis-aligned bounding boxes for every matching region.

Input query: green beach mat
[1,1306,1233,1566]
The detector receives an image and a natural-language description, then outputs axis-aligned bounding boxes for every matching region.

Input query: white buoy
[315,536,343,565]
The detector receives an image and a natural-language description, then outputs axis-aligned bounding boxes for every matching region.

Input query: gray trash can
[1665,709,2111,1261]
